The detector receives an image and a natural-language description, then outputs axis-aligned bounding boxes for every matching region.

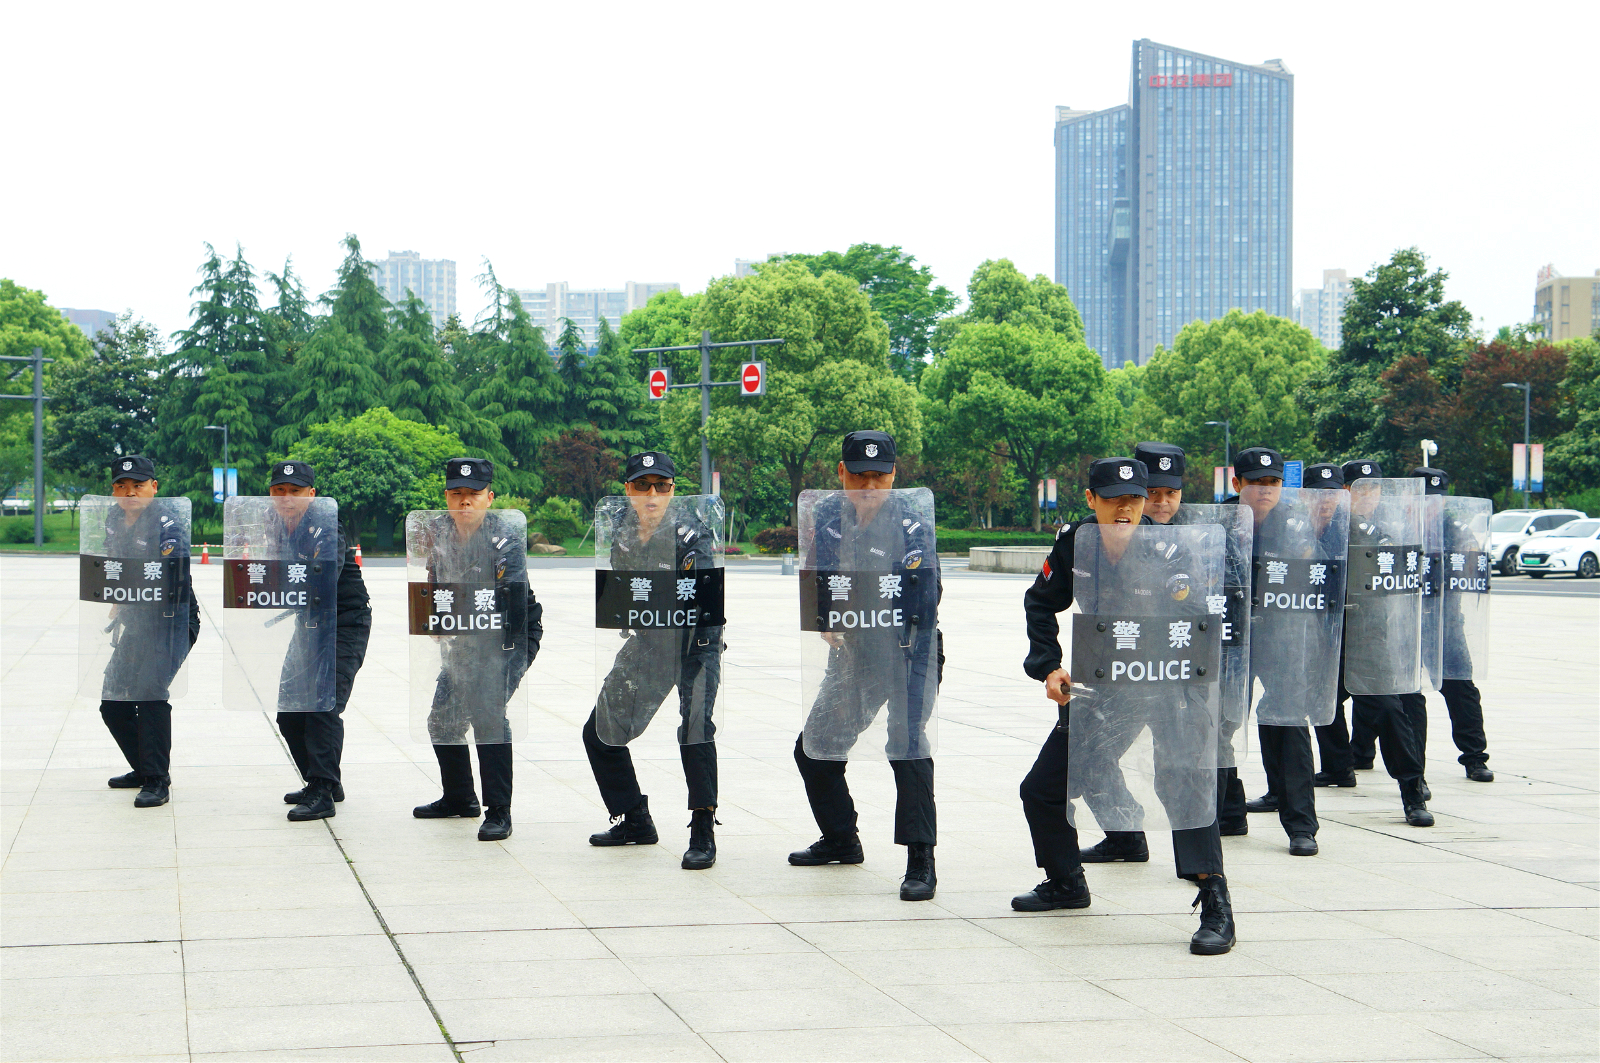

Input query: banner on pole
[1512,443,1527,492]
[1530,444,1544,493]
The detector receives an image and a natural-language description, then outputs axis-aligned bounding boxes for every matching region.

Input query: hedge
[933,528,1058,553]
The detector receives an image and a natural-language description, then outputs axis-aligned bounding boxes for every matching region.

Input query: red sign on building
[1148,72,1233,88]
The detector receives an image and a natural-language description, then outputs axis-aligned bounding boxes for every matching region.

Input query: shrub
[2,519,41,544]
[753,526,798,554]
[1556,487,1600,517]
[531,496,588,543]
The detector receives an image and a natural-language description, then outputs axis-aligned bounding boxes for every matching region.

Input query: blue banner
[1284,460,1303,488]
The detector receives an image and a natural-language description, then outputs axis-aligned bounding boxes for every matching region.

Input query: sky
[4,0,1596,345]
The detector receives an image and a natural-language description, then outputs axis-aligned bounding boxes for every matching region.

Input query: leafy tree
[531,496,588,543]
[535,427,621,511]
[1,280,94,460]
[920,321,1119,529]
[45,313,163,498]
[777,244,957,380]
[617,289,701,382]
[1105,362,1145,450]
[677,262,919,519]
[961,259,1086,343]
[1547,337,1600,500]
[322,234,389,358]
[382,293,500,453]
[275,407,463,544]
[1132,310,1325,491]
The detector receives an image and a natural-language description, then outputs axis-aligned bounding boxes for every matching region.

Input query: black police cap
[1303,463,1345,489]
[1088,457,1148,498]
[841,430,896,473]
[269,460,315,488]
[1134,442,1185,489]
[1341,459,1383,483]
[110,454,156,483]
[624,451,677,482]
[445,457,494,490]
[1235,446,1286,481]
[1412,467,1450,495]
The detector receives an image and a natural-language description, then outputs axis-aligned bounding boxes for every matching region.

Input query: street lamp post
[1204,419,1231,499]
[1502,382,1531,508]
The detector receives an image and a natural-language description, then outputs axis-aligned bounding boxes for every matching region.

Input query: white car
[1516,518,1600,579]
[1488,509,1586,575]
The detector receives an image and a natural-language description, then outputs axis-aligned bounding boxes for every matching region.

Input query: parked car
[1489,509,1587,575]
[1516,518,1600,578]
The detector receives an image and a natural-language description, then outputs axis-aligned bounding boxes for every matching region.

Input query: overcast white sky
[4,1,1595,345]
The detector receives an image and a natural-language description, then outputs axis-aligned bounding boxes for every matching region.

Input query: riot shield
[222,497,339,713]
[1442,496,1492,681]
[1065,523,1223,832]
[1342,478,1425,696]
[407,509,529,745]
[1170,504,1253,732]
[78,495,192,702]
[1246,488,1350,727]
[1419,494,1445,690]
[592,494,726,747]
[797,488,939,762]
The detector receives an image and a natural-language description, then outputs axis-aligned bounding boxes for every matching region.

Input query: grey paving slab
[2,556,1596,1062]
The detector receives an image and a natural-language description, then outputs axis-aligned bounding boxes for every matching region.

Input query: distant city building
[1055,40,1294,366]
[1533,265,1600,342]
[60,308,118,340]
[373,251,457,330]
[1294,269,1351,350]
[513,281,681,347]
[734,256,787,279]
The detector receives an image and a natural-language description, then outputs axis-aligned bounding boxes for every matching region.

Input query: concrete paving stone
[183,962,420,1009]
[1096,973,1376,1018]
[567,894,773,928]
[591,922,815,958]
[786,917,1011,953]
[1335,905,1581,938]
[705,1025,984,1062]
[1403,931,1600,970]
[178,906,379,940]
[1,867,179,894]
[1143,909,1391,942]
[1401,1008,1600,1058]
[3,912,181,948]
[181,934,400,972]
[410,956,650,999]
[942,1018,1247,1062]
[378,901,583,935]
[0,940,183,979]
[1504,906,1600,937]
[0,971,186,1015]
[393,928,609,965]
[1306,969,1590,1013]
[0,1006,190,1061]
[190,1046,456,1062]
[453,1033,722,1061]
[435,990,692,1041]
[658,984,928,1034]
[886,978,1147,1025]
[971,912,1203,948]
[1173,1012,1488,1062]
[1244,936,1485,976]
[834,944,1086,987]
[1031,942,1282,980]
[1509,968,1600,1006]
[185,1000,447,1054]
[624,949,864,992]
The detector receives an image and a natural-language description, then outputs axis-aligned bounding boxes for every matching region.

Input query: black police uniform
[97,457,199,796]
[1314,462,1426,798]
[584,453,724,818]
[263,463,372,803]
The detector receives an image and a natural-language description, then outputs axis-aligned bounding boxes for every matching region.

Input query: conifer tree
[323,234,390,359]
[272,321,387,449]
[469,290,563,496]
[383,293,501,454]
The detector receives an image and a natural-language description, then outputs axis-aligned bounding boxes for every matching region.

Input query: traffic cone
[354,542,363,566]
[200,542,210,565]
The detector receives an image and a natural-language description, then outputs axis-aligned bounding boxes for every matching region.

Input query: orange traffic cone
[354,542,363,566]
[200,542,210,564]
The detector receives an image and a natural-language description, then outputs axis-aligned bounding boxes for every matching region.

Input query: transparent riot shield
[1342,478,1425,696]
[1066,523,1223,831]
[1246,488,1350,727]
[407,509,529,744]
[592,494,726,747]
[1419,494,1445,690]
[78,495,193,702]
[797,487,939,762]
[1170,504,1253,743]
[1442,496,1492,681]
[222,496,339,713]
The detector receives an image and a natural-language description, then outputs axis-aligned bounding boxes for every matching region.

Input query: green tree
[617,289,701,382]
[45,313,163,498]
[961,259,1086,343]
[322,234,390,358]
[275,407,463,544]
[777,244,957,380]
[678,262,919,519]
[555,316,586,422]
[469,289,564,498]
[1547,336,1600,500]
[1132,310,1326,489]
[921,321,1119,529]
[263,257,318,368]
[273,322,387,449]
[0,280,94,498]
[381,293,500,454]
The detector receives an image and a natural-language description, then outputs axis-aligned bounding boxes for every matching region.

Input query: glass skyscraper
[1056,40,1293,366]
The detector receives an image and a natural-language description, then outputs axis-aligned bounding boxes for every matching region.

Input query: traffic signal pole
[635,329,783,490]
[0,347,55,546]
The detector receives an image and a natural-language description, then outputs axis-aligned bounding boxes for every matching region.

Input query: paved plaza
[2,554,1596,1062]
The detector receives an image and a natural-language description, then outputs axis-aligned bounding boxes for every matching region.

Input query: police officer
[412,458,543,841]
[98,456,199,808]
[585,451,725,869]
[1015,457,1234,955]
[788,430,943,902]
[261,461,373,821]
[1313,460,1433,826]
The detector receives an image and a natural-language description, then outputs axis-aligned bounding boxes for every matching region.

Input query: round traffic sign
[741,363,762,393]
[648,368,669,399]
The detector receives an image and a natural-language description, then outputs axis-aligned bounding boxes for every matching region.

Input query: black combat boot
[1079,832,1149,862]
[285,782,344,804]
[1245,792,1279,813]
[1465,763,1494,783]
[1419,779,1432,801]
[788,834,864,865]
[900,843,936,901]
[1011,870,1091,911]
[133,777,170,808]
[478,806,512,841]
[590,795,659,846]
[108,771,141,789]
[1190,875,1236,955]
[1401,778,1434,827]
[413,797,481,819]
[287,781,336,822]
[682,809,718,870]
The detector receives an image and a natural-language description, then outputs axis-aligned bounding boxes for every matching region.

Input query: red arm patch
[1041,559,1051,579]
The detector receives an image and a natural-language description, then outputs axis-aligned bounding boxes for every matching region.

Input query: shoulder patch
[1041,558,1052,579]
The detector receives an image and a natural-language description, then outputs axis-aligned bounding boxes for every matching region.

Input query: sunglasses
[627,480,675,494]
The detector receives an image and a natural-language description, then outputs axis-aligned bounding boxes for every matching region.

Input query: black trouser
[1021,724,1222,882]
[1216,711,1246,829]
[100,700,172,782]
[1259,724,1317,836]
[1319,677,1423,783]
[278,706,344,787]
[1441,679,1489,767]
[434,742,512,808]
[583,710,717,814]
[793,734,934,846]
[1354,693,1429,770]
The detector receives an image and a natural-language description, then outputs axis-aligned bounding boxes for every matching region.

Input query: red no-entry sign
[739,361,766,397]
[646,367,672,400]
